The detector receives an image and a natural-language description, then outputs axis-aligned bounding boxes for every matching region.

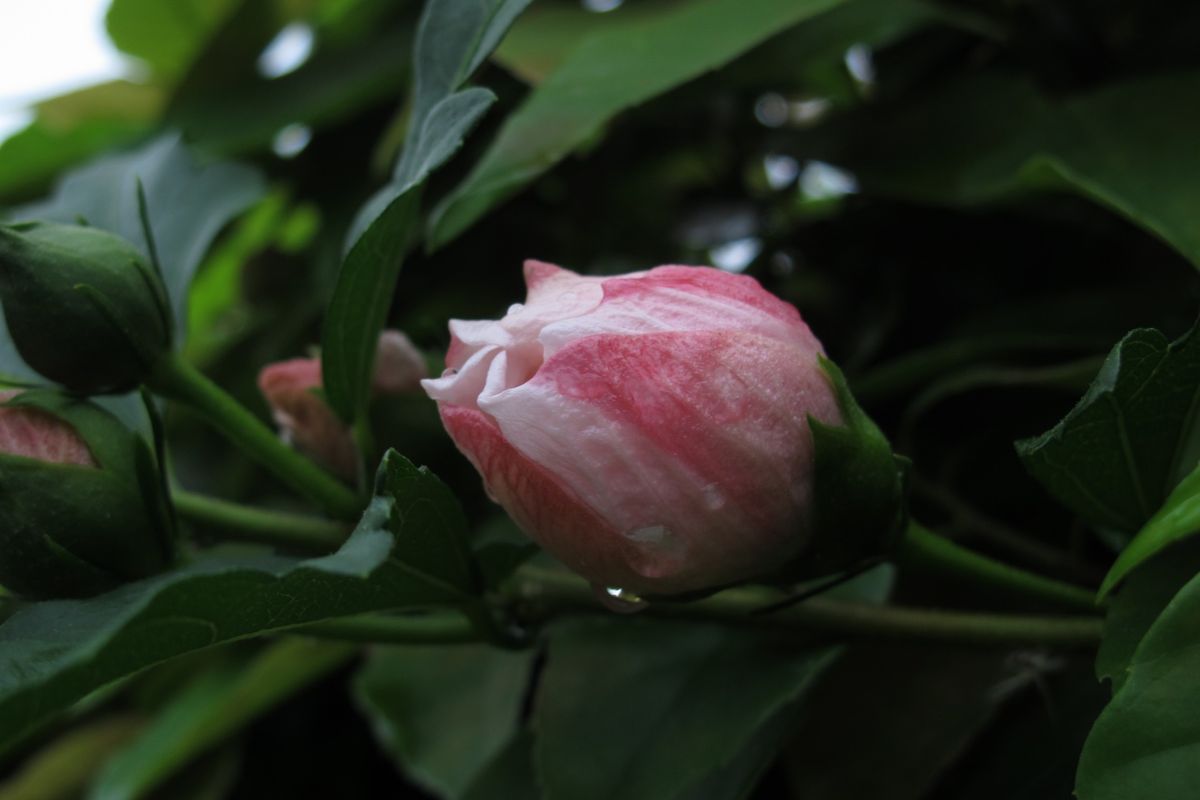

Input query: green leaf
[814,71,1200,269]
[533,619,838,800]
[105,0,240,82]
[14,134,266,339]
[353,644,535,799]
[88,639,355,800]
[320,188,421,423]
[1101,461,1200,597]
[375,450,479,595]
[1095,539,1200,692]
[1076,569,1200,800]
[427,0,845,249]
[1016,322,1200,547]
[460,731,538,800]
[0,454,463,756]
[493,3,669,85]
[0,82,161,203]
[166,21,411,154]
[321,0,531,422]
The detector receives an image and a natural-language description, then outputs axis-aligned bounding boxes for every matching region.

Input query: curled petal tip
[523,259,570,291]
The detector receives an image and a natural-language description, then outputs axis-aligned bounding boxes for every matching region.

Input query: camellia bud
[423,261,905,596]
[258,330,427,480]
[0,390,174,599]
[0,221,172,394]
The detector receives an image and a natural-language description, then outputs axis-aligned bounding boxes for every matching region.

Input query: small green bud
[0,390,174,599]
[0,221,172,394]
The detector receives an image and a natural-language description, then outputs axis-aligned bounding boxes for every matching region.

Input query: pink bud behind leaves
[258,330,428,479]
[423,261,841,596]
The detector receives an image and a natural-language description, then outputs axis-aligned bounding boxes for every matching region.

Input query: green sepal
[775,355,909,581]
[0,391,174,599]
[0,221,173,394]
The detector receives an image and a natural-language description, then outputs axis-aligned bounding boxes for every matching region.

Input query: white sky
[0,0,128,142]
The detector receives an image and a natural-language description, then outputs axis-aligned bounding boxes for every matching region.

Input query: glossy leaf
[427,0,845,248]
[533,618,838,800]
[0,451,466,756]
[354,644,535,798]
[321,0,531,422]
[1017,323,1200,545]
[1076,570,1200,799]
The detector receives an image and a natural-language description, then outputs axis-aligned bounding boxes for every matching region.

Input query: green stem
[510,567,1102,648]
[851,333,1100,405]
[172,496,1102,647]
[294,612,478,644]
[895,522,1099,612]
[148,354,362,520]
[173,489,349,552]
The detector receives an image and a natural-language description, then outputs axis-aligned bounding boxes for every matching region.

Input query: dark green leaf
[394,0,533,184]
[1016,323,1200,547]
[0,456,461,755]
[321,0,531,422]
[105,0,239,82]
[376,450,478,595]
[88,639,354,800]
[815,72,1200,268]
[460,731,538,800]
[1095,539,1200,692]
[1101,461,1200,597]
[533,619,838,800]
[321,188,421,423]
[354,644,535,799]
[427,0,845,248]
[1076,570,1200,800]
[170,29,411,155]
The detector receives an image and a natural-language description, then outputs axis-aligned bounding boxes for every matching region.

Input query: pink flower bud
[0,391,96,467]
[258,358,358,480]
[371,330,429,395]
[258,330,428,480]
[423,261,841,595]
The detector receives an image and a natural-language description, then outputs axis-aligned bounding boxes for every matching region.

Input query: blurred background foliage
[1,0,1197,797]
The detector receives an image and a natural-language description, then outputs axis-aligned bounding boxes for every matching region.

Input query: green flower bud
[0,221,172,394]
[0,390,174,599]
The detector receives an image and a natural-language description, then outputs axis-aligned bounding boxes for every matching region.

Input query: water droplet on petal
[702,483,726,511]
[593,584,647,613]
